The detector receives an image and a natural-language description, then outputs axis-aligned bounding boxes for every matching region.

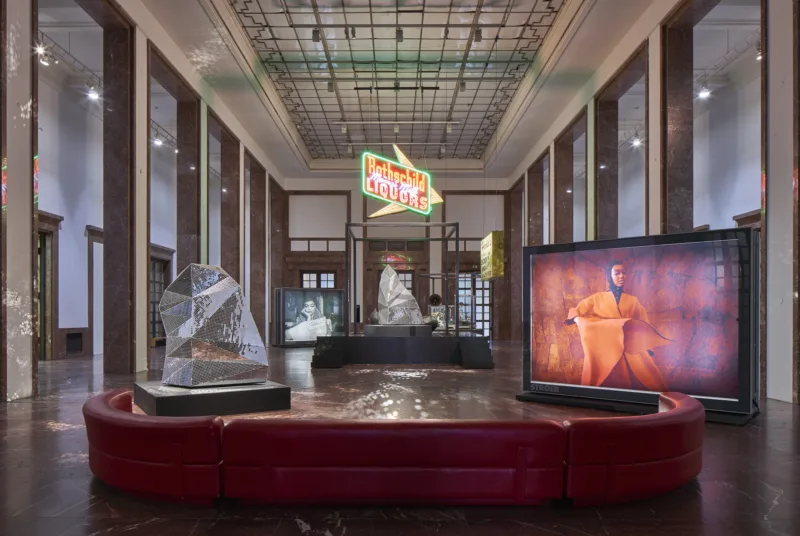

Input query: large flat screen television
[519,228,759,423]
[273,288,345,347]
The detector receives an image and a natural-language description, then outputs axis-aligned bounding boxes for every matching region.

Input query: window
[458,273,492,337]
[302,271,336,288]
[396,270,413,291]
[150,259,168,339]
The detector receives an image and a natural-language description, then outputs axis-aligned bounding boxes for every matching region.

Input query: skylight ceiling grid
[233,0,564,160]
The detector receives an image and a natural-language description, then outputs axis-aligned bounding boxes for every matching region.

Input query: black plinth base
[312,335,493,369]
[516,391,758,425]
[363,324,433,337]
[134,381,291,417]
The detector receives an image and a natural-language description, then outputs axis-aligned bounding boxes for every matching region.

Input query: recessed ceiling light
[153,138,163,146]
[311,28,320,43]
[396,27,404,42]
[599,164,607,170]
[631,138,642,147]
[698,87,711,99]
[222,188,228,193]
[88,87,99,100]
[35,44,46,56]
[394,124,399,134]
[474,27,482,43]
[190,165,196,171]
[341,125,347,134]
[566,189,573,194]
[174,148,179,154]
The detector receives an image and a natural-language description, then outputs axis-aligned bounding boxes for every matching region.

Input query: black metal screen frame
[345,222,459,336]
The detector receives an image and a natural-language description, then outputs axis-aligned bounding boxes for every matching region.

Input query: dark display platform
[363,324,433,337]
[312,334,493,369]
[134,381,291,417]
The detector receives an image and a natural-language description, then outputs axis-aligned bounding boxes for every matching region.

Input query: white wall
[150,145,177,279]
[92,242,103,354]
[693,64,761,230]
[38,75,103,330]
[445,195,504,251]
[289,195,348,238]
[618,144,646,237]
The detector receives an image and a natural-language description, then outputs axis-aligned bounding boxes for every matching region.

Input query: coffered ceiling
[231,0,565,160]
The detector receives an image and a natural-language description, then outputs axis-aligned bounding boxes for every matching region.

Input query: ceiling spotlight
[631,137,642,148]
[222,188,228,193]
[396,27,404,43]
[599,164,607,170]
[756,44,763,61]
[153,138,163,146]
[190,165,196,171]
[393,80,400,93]
[351,27,356,38]
[347,144,353,155]
[344,27,350,39]
[39,55,50,67]
[440,144,446,156]
[327,80,334,92]
[394,124,399,134]
[474,27,483,43]
[446,122,452,134]
[87,83,99,100]
[566,188,573,194]
[174,148,179,154]
[459,80,466,92]
[341,125,347,134]
[698,86,711,99]
[35,44,46,56]
[312,28,320,43]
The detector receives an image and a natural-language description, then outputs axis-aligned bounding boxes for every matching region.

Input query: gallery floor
[1,344,797,535]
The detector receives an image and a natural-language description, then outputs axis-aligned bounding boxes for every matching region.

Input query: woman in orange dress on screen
[564,261,671,391]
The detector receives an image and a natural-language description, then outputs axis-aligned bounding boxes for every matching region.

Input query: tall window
[458,273,492,337]
[150,259,168,339]
[302,271,336,288]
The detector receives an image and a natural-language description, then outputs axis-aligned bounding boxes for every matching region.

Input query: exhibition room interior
[1,0,799,534]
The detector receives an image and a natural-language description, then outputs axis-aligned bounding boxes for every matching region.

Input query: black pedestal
[312,334,493,369]
[134,381,291,417]
[363,324,433,337]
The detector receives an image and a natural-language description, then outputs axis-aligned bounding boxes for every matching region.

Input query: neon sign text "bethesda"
[362,152,431,215]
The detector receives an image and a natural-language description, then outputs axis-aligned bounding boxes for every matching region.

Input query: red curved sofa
[82,389,223,504]
[83,391,704,506]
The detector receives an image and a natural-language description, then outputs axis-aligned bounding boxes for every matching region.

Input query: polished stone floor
[1,343,798,535]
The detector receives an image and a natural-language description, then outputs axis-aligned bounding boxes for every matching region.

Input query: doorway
[37,231,54,360]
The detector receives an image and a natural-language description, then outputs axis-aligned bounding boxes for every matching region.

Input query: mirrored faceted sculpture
[159,264,268,387]
[378,265,424,325]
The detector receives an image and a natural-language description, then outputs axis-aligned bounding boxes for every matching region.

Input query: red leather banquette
[223,419,567,505]
[82,389,223,504]
[564,392,705,505]
[83,391,704,506]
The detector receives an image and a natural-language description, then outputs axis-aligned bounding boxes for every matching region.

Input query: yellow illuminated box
[480,231,505,281]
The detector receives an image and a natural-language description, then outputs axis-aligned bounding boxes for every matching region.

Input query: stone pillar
[553,132,574,243]
[4,0,37,400]
[176,100,200,271]
[596,99,619,240]
[527,157,545,245]
[220,133,240,279]
[662,24,694,234]
[249,158,267,339]
[101,21,137,373]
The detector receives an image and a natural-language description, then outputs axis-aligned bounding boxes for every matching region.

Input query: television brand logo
[531,383,560,394]
[362,152,431,215]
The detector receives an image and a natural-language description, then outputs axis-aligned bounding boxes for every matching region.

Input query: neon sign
[362,152,432,216]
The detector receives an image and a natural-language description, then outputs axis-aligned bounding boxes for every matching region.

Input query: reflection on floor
[1,343,796,535]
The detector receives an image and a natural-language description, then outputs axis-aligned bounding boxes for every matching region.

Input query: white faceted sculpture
[159,264,268,387]
[378,265,424,325]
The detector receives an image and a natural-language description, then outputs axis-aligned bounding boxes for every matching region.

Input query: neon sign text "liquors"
[361,152,431,215]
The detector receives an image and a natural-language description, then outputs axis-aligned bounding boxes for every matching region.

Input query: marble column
[553,133,574,243]
[269,177,288,340]
[4,0,37,400]
[102,23,136,374]
[527,158,544,245]
[596,100,619,240]
[176,101,200,271]
[220,133,240,279]
[662,25,694,234]
[249,159,267,340]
